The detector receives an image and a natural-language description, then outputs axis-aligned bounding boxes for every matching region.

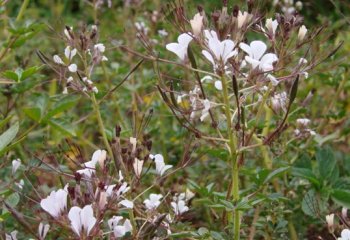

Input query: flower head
[77,149,106,178]
[171,199,189,215]
[339,229,350,240]
[144,193,163,211]
[40,186,68,218]
[68,205,96,237]
[166,33,193,61]
[108,216,133,238]
[150,154,172,176]
[240,40,278,71]
[64,46,77,60]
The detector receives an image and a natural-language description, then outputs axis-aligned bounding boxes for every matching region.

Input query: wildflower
[94,43,105,53]
[298,25,307,41]
[68,205,96,237]
[40,186,68,218]
[200,99,211,122]
[64,26,73,40]
[150,154,172,176]
[190,13,203,36]
[166,33,193,61]
[158,29,168,37]
[53,55,64,65]
[237,11,250,29]
[5,231,18,240]
[144,193,163,210]
[108,216,133,238]
[267,74,279,86]
[12,159,21,175]
[271,91,287,112]
[326,214,334,233]
[119,199,134,209]
[171,199,189,215]
[77,149,106,178]
[266,18,278,37]
[105,182,130,197]
[68,64,77,73]
[133,158,144,178]
[64,46,77,60]
[214,80,223,90]
[296,118,311,127]
[338,229,350,240]
[38,223,50,240]
[239,40,278,72]
[202,30,237,69]
[299,58,308,65]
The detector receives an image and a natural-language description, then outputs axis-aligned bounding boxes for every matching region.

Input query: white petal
[214,80,223,90]
[119,199,134,209]
[250,41,267,60]
[202,50,215,66]
[68,64,77,72]
[68,206,82,236]
[80,205,96,236]
[239,42,252,56]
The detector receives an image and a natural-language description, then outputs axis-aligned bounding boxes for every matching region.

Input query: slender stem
[221,75,240,239]
[91,94,114,162]
[16,0,30,22]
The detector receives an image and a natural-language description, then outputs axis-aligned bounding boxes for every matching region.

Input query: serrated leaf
[316,147,336,181]
[292,167,320,188]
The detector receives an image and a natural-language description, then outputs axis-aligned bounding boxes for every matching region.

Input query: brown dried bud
[232,5,239,17]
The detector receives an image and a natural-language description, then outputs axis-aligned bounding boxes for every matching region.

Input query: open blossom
[77,149,106,178]
[150,154,172,176]
[40,186,68,218]
[144,193,163,210]
[202,30,237,69]
[68,205,96,237]
[108,216,133,238]
[190,13,203,36]
[53,55,64,65]
[94,43,105,53]
[266,18,278,36]
[240,40,278,71]
[166,33,193,61]
[338,229,350,240]
[5,231,18,240]
[64,46,77,60]
[38,222,50,240]
[171,199,189,215]
[12,159,21,175]
[68,64,77,72]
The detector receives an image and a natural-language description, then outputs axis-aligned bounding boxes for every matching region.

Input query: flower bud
[326,213,334,233]
[266,18,278,36]
[190,13,203,37]
[298,25,307,41]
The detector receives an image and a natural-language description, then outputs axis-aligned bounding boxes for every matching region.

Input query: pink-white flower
[266,18,278,36]
[144,193,163,210]
[237,11,250,29]
[239,40,278,71]
[64,46,77,60]
[202,30,237,69]
[68,64,77,72]
[77,149,106,178]
[190,13,203,36]
[68,205,96,237]
[339,229,350,240]
[166,33,193,61]
[38,222,50,240]
[108,216,133,238]
[150,154,172,176]
[119,199,134,209]
[171,199,189,215]
[40,186,68,218]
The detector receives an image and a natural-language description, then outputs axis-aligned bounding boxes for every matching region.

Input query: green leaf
[23,107,41,122]
[292,167,320,188]
[263,166,290,185]
[331,189,350,209]
[48,119,76,137]
[2,70,19,81]
[44,95,79,120]
[0,122,19,151]
[301,189,320,217]
[316,147,336,181]
[21,66,42,81]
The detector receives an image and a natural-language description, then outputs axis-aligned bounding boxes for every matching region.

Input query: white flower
[38,222,50,240]
[133,158,144,178]
[190,13,203,36]
[12,159,21,175]
[214,80,222,90]
[68,205,96,237]
[297,118,311,127]
[166,33,193,61]
[77,149,106,178]
[326,213,334,230]
[158,29,168,37]
[62,87,68,94]
[40,186,68,218]
[94,43,105,53]
[53,55,64,65]
[64,46,77,60]
[202,30,237,69]
[338,229,350,240]
[5,231,18,240]
[239,40,278,72]
[67,76,73,83]
[105,182,130,198]
[200,99,211,122]
[271,92,287,112]
[108,216,133,238]
[68,64,77,73]
[267,74,279,86]
[150,154,172,176]
[266,18,278,36]
[144,193,163,210]
[299,58,308,65]
[64,27,73,40]
[119,199,134,209]
[298,25,307,41]
[237,11,250,29]
[171,200,189,215]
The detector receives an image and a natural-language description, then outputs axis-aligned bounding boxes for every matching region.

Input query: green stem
[221,75,240,239]
[91,94,114,162]
[16,0,30,22]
